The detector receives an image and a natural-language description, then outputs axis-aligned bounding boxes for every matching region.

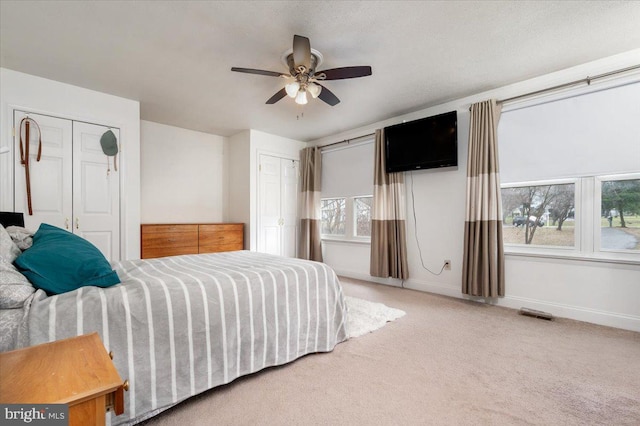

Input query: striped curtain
[462,99,505,297]
[370,129,409,279]
[298,146,323,261]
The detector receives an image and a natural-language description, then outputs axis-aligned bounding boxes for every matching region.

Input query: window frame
[501,174,640,264]
[320,197,347,237]
[353,195,373,239]
[321,195,372,243]
[501,178,580,254]
[593,173,640,259]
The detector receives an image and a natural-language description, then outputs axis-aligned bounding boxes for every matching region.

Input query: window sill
[505,248,640,266]
[321,236,371,245]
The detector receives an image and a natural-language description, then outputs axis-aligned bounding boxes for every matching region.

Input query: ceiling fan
[231,35,372,106]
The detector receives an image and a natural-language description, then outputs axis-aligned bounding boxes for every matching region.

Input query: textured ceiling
[2,1,640,142]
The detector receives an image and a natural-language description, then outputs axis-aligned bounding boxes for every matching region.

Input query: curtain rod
[469,63,640,110]
[319,132,376,150]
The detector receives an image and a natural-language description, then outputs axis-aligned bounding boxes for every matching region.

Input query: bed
[0,219,348,425]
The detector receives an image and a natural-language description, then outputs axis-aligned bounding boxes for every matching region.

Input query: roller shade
[321,140,374,198]
[498,81,640,183]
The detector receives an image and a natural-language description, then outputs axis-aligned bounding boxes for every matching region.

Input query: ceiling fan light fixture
[232,35,370,107]
[295,90,308,105]
[307,82,322,99]
[285,80,300,98]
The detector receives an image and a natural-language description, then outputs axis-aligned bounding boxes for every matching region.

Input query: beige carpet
[140,277,640,425]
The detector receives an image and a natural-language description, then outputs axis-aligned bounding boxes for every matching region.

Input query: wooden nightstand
[0,333,126,426]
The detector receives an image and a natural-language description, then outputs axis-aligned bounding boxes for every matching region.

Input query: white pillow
[5,226,34,251]
[0,260,35,309]
[0,308,25,352]
[0,225,21,263]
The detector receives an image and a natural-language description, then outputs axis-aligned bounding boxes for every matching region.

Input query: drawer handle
[109,351,114,360]
[167,239,177,242]
[123,379,130,392]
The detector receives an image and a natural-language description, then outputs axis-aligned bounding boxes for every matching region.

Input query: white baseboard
[493,295,640,332]
[334,268,640,333]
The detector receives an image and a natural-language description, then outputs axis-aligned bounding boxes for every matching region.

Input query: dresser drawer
[141,224,198,234]
[141,228,198,259]
[199,224,243,233]
[142,231,198,248]
[199,224,243,253]
[142,246,198,259]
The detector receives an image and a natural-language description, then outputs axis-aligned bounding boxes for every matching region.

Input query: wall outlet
[444,260,451,270]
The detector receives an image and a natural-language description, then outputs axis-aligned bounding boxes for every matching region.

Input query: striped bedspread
[26,251,348,425]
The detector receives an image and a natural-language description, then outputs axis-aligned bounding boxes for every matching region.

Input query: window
[502,182,576,247]
[321,198,346,236]
[321,196,372,240]
[354,196,373,237]
[598,176,640,252]
[320,137,374,242]
[498,79,640,261]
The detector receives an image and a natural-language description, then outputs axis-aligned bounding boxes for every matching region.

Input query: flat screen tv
[384,111,458,173]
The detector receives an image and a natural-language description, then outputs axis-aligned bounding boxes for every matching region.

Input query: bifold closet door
[280,159,298,258]
[257,154,298,258]
[13,112,120,261]
[73,122,120,261]
[258,154,282,256]
[14,111,73,232]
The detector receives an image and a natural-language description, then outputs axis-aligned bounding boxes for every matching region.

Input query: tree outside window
[321,196,372,240]
[321,198,346,235]
[501,183,575,247]
[601,178,640,251]
[354,196,372,237]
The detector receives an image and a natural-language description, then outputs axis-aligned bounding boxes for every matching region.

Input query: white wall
[0,68,141,260]
[226,130,251,248]
[141,120,226,223]
[312,50,640,332]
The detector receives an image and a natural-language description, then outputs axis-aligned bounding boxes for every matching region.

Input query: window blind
[498,81,640,183]
[321,140,374,198]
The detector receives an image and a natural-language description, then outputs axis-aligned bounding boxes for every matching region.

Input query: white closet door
[14,112,73,232]
[281,159,299,258]
[258,154,282,256]
[73,122,121,261]
[257,154,299,258]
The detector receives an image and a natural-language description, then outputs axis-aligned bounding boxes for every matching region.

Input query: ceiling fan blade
[317,84,340,106]
[231,67,284,78]
[292,35,311,70]
[318,66,372,80]
[266,88,287,104]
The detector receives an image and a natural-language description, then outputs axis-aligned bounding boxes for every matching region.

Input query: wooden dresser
[141,223,244,259]
[0,333,126,426]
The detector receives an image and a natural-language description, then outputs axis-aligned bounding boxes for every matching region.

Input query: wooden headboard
[0,212,25,228]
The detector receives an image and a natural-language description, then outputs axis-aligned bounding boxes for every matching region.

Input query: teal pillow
[14,223,120,295]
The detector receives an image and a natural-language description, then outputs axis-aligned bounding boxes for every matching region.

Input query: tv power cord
[408,172,449,280]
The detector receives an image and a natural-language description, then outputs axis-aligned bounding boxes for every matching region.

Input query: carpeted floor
[139,277,640,425]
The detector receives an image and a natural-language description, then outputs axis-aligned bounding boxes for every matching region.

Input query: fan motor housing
[282,48,323,76]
